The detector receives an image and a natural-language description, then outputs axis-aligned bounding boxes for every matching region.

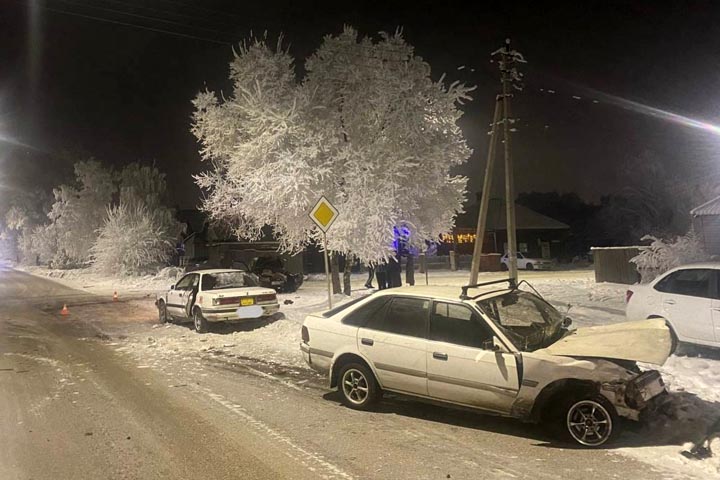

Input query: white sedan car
[156,269,280,333]
[626,263,720,349]
[301,281,670,447]
[501,253,553,271]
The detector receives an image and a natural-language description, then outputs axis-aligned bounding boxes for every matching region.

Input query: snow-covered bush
[91,203,175,276]
[192,27,473,263]
[630,231,710,283]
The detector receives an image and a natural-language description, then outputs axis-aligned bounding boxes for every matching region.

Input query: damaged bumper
[602,370,666,420]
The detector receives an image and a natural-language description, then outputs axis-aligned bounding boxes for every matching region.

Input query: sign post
[309,196,339,309]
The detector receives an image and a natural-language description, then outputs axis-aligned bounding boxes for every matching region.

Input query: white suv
[626,263,720,349]
[301,281,670,447]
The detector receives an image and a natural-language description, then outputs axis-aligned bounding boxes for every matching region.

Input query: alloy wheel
[566,400,613,446]
[342,368,369,405]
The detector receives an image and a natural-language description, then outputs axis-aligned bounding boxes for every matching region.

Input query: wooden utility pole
[468,38,525,286]
[500,39,519,285]
[469,96,502,285]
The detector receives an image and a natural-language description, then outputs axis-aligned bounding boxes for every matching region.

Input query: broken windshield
[477,291,565,351]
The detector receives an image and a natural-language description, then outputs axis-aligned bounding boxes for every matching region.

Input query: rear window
[321,295,372,318]
[342,296,392,326]
[202,271,258,290]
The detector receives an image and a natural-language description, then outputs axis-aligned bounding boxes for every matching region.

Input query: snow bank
[19,265,179,296]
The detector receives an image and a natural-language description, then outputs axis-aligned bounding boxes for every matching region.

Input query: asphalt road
[0,267,695,479]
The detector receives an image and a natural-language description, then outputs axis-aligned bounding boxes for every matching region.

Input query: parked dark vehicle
[244,256,303,293]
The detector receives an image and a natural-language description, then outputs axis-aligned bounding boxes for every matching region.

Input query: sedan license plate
[240,297,255,306]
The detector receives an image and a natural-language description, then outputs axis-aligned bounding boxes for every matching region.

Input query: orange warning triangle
[60,304,69,316]
[113,291,118,302]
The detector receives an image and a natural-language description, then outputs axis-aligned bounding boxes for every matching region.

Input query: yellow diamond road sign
[309,196,339,232]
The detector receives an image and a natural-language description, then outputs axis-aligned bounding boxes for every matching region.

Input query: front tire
[526,263,534,271]
[338,363,380,410]
[500,263,509,271]
[158,300,169,324]
[193,308,209,334]
[563,395,618,447]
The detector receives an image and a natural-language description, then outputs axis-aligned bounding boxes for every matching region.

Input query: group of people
[364,255,415,290]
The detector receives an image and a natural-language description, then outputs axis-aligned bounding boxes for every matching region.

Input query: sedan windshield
[202,272,258,290]
[477,291,564,351]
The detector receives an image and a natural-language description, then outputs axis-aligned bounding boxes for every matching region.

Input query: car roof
[186,268,247,275]
[663,262,720,273]
[373,285,513,302]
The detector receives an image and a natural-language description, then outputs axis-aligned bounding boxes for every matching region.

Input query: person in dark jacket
[375,261,388,290]
[364,263,375,289]
[388,256,402,288]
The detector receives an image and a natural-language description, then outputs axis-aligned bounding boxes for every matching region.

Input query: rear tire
[500,263,508,271]
[193,308,209,334]
[338,362,380,410]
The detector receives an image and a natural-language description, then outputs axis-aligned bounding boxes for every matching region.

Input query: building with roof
[443,198,571,260]
[691,195,720,255]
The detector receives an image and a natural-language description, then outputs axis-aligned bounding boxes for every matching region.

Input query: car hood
[536,318,672,365]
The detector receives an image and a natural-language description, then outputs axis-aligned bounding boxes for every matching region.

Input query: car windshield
[202,272,258,290]
[476,291,565,351]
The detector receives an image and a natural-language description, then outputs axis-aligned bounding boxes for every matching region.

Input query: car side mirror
[562,317,572,329]
[482,337,506,352]
[170,285,175,290]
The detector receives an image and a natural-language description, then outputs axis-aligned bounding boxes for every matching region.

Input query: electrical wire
[52,0,240,36]
[40,5,232,45]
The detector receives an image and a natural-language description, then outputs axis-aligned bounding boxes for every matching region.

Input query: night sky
[2,0,720,211]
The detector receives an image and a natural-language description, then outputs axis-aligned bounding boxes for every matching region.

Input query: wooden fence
[591,246,641,284]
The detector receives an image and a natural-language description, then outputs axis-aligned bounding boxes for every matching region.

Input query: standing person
[375,261,388,290]
[364,263,375,289]
[405,251,415,286]
[388,256,402,288]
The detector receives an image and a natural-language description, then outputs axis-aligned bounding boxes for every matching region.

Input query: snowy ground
[24,266,720,478]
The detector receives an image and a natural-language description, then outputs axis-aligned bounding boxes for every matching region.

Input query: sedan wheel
[193,309,209,334]
[566,399,615,447]
[526,263,534,270]
[338,363,379,410]
[158,301,168,324]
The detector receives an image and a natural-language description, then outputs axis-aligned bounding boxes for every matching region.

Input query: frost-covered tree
[192,27,473,263]
[630,231,710,283]
[44,160,116,267]
[91,203,175,276]
[3,189,52,264]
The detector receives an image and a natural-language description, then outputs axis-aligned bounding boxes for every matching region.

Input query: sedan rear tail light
[626,290,634,303]
[257,294,277,303]
[213,296,241,306]
[301,325,310,343]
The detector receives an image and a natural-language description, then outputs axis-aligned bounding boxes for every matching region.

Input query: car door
[357,296,430,396]
[654,268,715,343]
[167,274,196,318]
[426,301,519,413]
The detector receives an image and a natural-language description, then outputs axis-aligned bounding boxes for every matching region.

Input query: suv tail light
[626,290,634,303]
[301,325,310,344]
[257,294,277,303]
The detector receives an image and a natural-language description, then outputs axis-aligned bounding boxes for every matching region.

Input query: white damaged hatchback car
[301,280,671,447]
[156,269,280,333]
